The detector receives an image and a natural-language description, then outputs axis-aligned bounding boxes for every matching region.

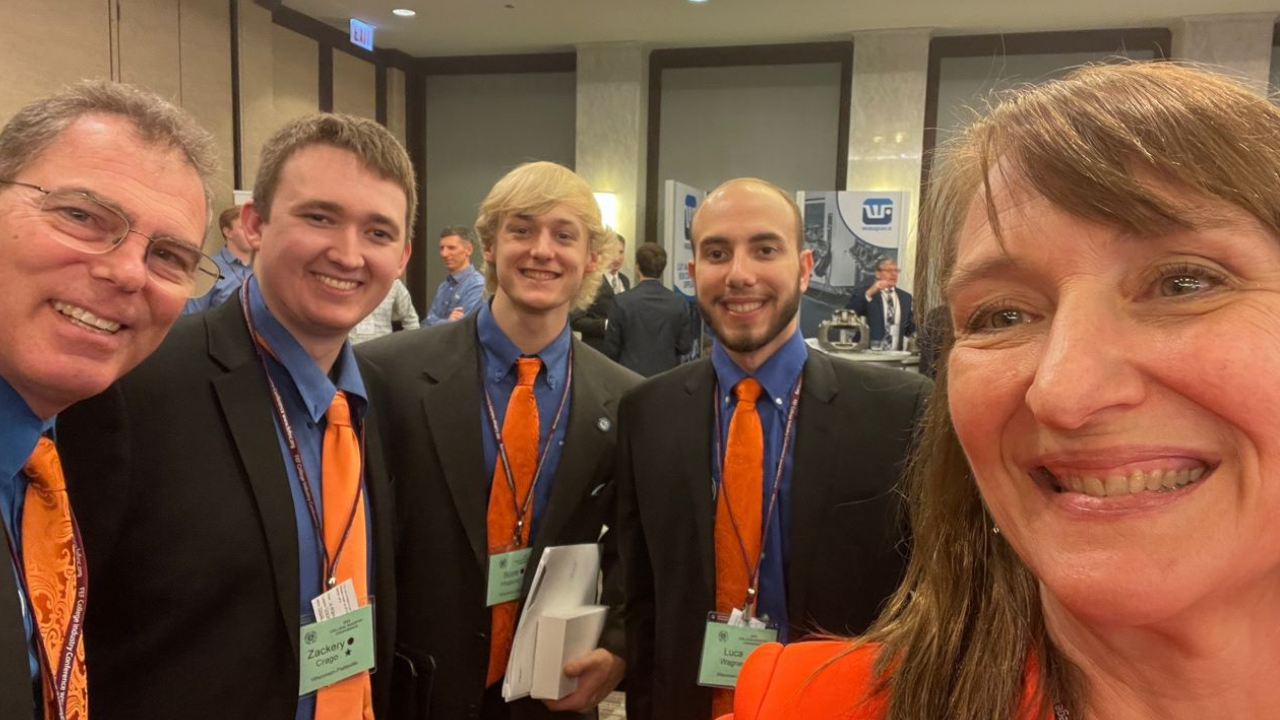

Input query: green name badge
[299,603,376,696]
[486,547,533,606]
[696,615,778,688]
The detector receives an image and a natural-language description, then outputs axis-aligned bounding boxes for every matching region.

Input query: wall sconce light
[594,191,619,229]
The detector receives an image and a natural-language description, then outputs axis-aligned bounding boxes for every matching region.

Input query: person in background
[726,62,1280,720]
[617,178,929,720]
[603,242,691,377]
[360,161,638,720]
[426,225,485,325]
[183,204,254,314]
[0,80,216,720]
[571,234,629,352]
[59,113,412,720]
[845,257,914,350]
[350,277,419,344]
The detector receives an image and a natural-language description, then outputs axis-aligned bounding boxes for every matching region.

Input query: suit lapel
[0,522,32,720]
[419,317,490,573]
[682,362,718,600]
[360,399,396,665]
[524,341,612,591]
[786,351,840,627]
[207,296,302,655]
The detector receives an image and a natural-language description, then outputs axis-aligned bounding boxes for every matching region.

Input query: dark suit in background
[570,273,630,353]
[846,286,916,348]
[359,313,640,720]
[617,350,929,720]
[56,296,397,720]
[602,279,692,377]
[0,528,30,719]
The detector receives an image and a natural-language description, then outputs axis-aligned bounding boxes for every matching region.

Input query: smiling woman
[720,61,1280,720]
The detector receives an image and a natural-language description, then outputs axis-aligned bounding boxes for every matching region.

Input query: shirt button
[774,398,783,406]
[306,421,316,429]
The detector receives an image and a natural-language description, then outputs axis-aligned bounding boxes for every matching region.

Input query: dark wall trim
[375,64,388,125]
[920,28,1172,194]
[1273,22,1280,47]
[644,41,854,243]
[422,52,575,76]
[318,43,333,112]
[404,69,429,312]
[261,1,418,71]
[230,0,243,189]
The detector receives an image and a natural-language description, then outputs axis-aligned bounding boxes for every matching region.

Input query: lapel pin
[596,417,612,432]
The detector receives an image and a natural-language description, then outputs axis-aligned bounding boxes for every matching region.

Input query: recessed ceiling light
[688,0,710,4]
[392,8,416,16]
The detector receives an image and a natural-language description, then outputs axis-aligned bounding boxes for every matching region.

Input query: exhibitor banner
[663,180,707,359]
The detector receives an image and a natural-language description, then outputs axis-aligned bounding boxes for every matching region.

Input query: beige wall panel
[0,0,111,124]
[333,51,376,120]
[238,1,275,189]
[177,0,234,246]
[118,0,182,100]
[271,25,319,141]
[387,67,408,147]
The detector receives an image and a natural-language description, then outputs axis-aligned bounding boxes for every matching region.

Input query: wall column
[1173,14,1276,94]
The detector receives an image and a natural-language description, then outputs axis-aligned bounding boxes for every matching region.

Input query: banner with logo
[664,180,708,359]
[796,190,908,338]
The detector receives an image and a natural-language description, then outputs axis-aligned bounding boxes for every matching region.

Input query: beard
[697,280,802,355]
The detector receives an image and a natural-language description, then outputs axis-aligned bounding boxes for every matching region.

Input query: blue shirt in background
[0,374,54,718]
[245,278,370,720]
[710,328,808,643]
[476,302,572,544]
[426,266,485,326]
[182,246,253,315]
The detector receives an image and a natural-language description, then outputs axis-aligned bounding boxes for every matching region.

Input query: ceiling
[282,0,1279,58]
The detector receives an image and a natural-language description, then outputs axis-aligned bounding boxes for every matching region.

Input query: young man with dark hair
[603,242,692,377]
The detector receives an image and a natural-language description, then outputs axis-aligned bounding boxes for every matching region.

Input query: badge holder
[487,544,534,606]
[299,589,378,697]
[696,609,778,689]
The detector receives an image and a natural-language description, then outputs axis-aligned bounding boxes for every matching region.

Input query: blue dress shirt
[476,302,571,543]
[182,246,253,315]
[245,279,371,720]
[710,328,808,643]
[426,266,485,326]
[0,374,54,718]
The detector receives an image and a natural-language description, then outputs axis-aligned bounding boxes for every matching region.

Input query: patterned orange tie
[485,357,541,687]
[315,391,373,720]
[711,378,764,719]
[22,437,88,720]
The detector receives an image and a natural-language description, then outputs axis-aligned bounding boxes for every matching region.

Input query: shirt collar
[245,277,367,423]
[476,301,572,389]
[217,246,251,269]
[711,327,808,410]
[449,265,478,284]
[0,373,55,483]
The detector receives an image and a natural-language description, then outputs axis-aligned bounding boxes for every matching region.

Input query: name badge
[299,603,376,696]
[697,611,778,688]
[486,547,533,606]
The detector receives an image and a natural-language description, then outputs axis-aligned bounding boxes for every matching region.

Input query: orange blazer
[723,641,1048,720]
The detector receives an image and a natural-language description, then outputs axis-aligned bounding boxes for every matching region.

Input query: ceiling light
[392,8,416,16]
[688,0,710,4]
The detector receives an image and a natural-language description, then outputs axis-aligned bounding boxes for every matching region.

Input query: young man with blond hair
[361,161,639,720]
[59,113,414,720]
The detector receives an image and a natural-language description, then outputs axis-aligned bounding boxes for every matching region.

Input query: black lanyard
[480,346,574,548]
[4,477,87,720]
[240,283,365,591]
[711,375,803,616]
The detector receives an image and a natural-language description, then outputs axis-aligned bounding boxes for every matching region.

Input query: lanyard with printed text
[711,374,803,617]
[480,345,574,548]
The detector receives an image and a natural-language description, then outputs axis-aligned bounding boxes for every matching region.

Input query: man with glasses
[845,257,915,351]
[0,81,217,720]
[58,114,412,720]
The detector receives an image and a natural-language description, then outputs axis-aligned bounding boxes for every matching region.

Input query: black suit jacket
[56,295,397,720]
[617,351,930,720]
[570,274,630,353]
[846,286,916,344]
[358,314,641,720]
[602,280,692,378]
[0,522,34,718]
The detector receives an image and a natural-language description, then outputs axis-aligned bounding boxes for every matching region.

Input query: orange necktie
[315,391,373,720]
[485,357,541,687]
[22,437,88,720]
[712,378,764,719]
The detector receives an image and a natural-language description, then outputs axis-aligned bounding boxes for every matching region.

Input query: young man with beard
[359,161,638,720]
[57,114,413,720]
[0,80,216,720]
[616,178,931,720]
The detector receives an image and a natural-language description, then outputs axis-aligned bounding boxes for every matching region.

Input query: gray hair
[0,79,218,221]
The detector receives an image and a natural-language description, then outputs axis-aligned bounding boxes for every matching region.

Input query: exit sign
[350,19,374,51]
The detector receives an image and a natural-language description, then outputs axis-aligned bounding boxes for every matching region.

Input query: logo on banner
[862,198,894,226]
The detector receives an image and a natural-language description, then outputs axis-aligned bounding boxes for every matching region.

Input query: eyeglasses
[0,179,221,298]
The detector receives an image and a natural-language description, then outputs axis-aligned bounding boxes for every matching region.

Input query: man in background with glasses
[0,81,217,720]
[58,114,411,720]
